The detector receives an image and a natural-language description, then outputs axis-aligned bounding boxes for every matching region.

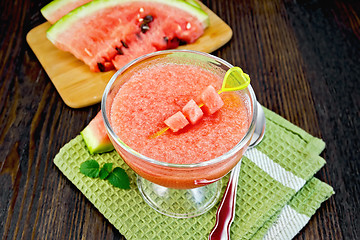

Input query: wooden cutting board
[26,2,233,108]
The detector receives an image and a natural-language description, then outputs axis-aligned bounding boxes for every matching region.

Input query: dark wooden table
[1,0,359,239]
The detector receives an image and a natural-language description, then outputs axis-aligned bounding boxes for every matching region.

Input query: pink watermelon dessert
[102,51,256,189]
[46,0,209,72]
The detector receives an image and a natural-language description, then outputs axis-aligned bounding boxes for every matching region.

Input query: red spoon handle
[208,160,242,240]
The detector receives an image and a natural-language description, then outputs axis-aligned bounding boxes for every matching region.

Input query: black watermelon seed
[115,47,124,55]
[140,23,150,33]
[143,15,153,23]
[179,39,187,46]
[164,36,169,42]
[97,62,105,72]
[121,40,129,48]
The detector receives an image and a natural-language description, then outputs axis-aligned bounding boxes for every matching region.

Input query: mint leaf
[80,160,100,178]
[80,160,130,189]
[107,167,130,189]
[99,163,113,180]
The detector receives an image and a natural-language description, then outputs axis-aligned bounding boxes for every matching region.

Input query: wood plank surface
[26,1,233,108]
[1,0,359,239]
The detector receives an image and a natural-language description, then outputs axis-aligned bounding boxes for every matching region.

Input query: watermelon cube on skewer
[164,111,189,132]
[200,85,224,114]
[182,99,203,124]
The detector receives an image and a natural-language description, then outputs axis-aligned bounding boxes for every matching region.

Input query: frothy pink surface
[110,64,250,164]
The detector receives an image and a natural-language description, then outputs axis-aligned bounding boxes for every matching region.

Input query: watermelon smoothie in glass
[102,50,257,218]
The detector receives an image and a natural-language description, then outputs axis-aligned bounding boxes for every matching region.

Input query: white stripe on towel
[263,205,310,240]
[244,148,306,192]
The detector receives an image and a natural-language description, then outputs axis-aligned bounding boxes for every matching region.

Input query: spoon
[208,101,266,240]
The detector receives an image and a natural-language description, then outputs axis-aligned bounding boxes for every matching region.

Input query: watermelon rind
[41,0,69,21]
[41,0,92,24]
[184,0,202,9]
[140,0,209,27]
[47,0,209,43]
[80,123,114,154]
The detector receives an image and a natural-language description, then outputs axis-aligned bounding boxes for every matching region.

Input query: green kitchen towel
[53,107,334,239]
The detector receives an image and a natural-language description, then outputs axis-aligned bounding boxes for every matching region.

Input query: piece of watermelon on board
[46,0,209,72]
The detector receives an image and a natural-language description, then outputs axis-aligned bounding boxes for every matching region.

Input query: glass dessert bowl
[102,50,257,218]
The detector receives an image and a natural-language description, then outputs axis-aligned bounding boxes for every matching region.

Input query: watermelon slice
[182,99,203,124]
[46,0,209,72]
[41,0,93,24]
[164,111,189,132]
[80,111,114,154]
[200,85,224,114]
[41,0,204,24]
